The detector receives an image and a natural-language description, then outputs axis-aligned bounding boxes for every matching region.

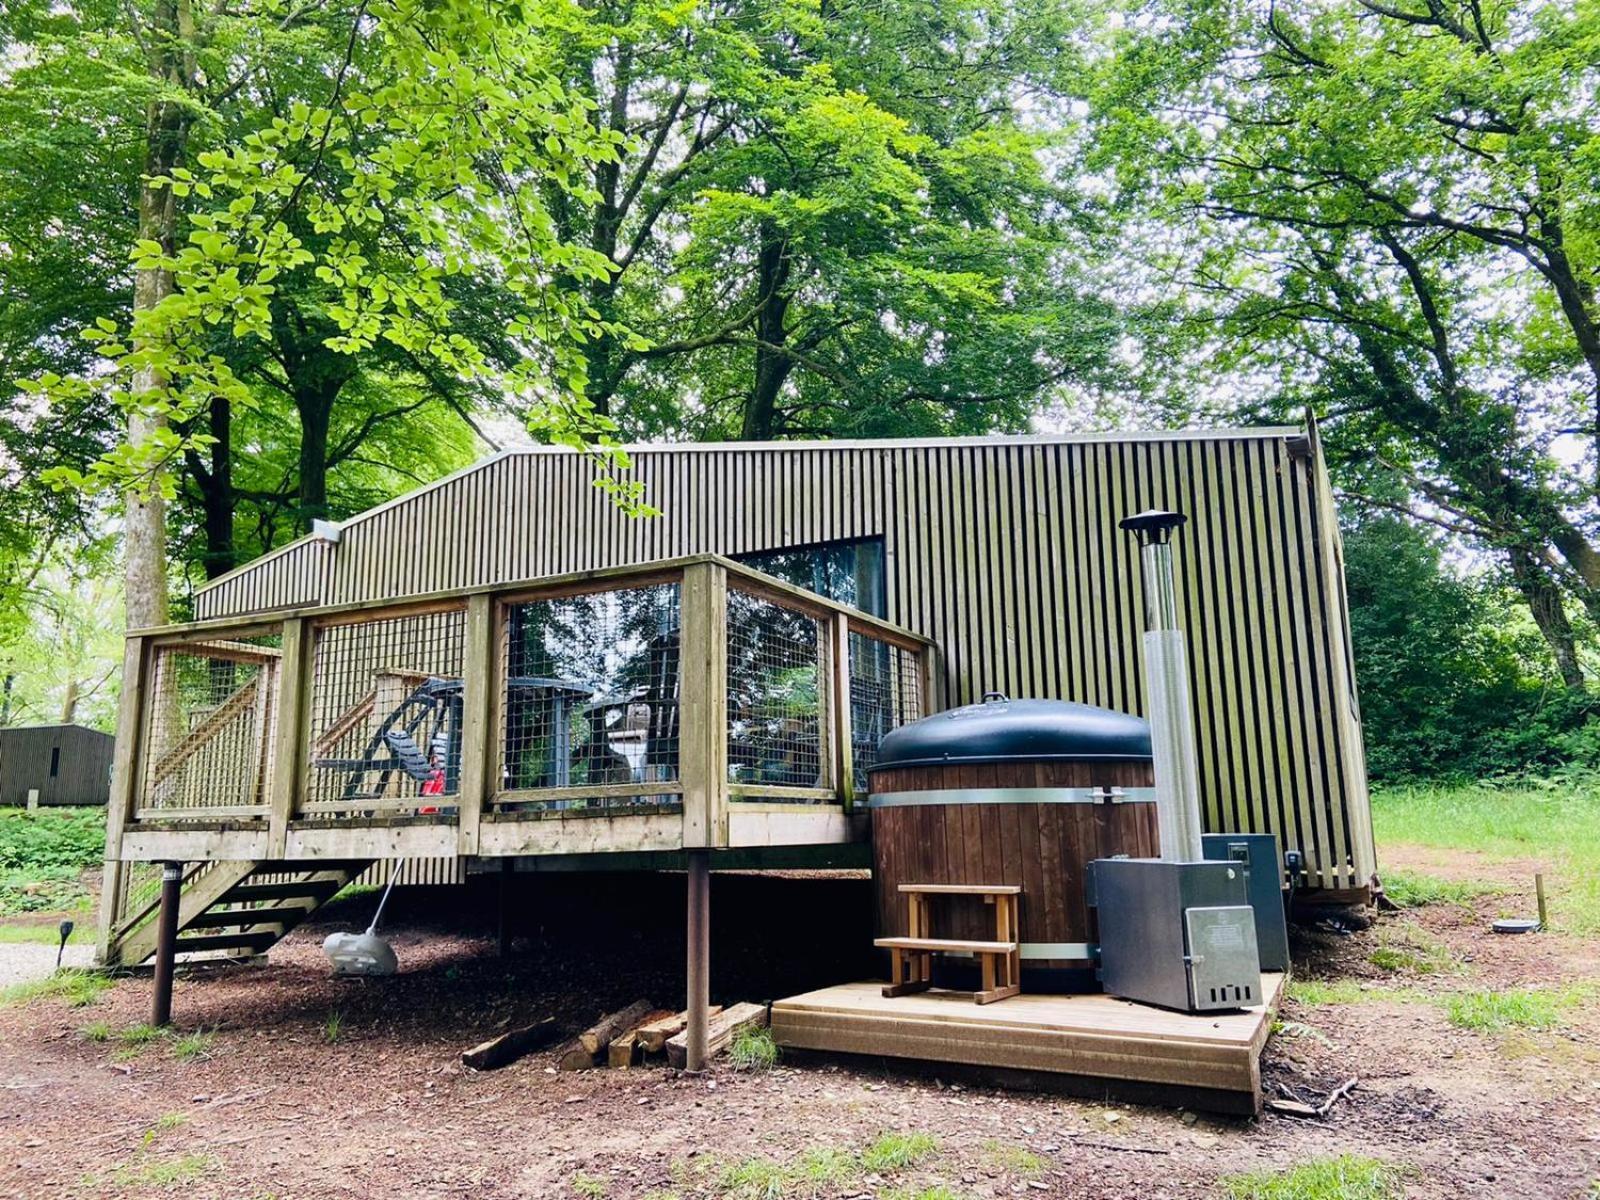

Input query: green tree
[0,552,124,731]
[1090,0,1600,681]
[547,0,1115,440]
[7,0,645,626]
[1344,515,1597,780]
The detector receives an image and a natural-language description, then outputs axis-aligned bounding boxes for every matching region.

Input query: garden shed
[0,722,114,807]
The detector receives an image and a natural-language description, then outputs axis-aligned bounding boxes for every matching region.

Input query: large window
[736,538,886,617]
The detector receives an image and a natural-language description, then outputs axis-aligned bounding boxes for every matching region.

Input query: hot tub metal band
[864,787,1157,808]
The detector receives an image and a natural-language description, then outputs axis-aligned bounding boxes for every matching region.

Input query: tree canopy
[1086,0,1600,683]
[2,0,1598,775]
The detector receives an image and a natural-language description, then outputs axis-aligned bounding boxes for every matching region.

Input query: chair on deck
[314,677,462,802]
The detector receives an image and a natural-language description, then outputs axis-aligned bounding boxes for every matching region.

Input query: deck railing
[105,555,936,859]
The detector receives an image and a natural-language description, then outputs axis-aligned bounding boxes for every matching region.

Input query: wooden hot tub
[867,693,1159,991]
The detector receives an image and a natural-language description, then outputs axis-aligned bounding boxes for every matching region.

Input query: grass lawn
[1371,777,1600,934]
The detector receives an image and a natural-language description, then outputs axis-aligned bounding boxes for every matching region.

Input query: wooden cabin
[96,426,1372,1082]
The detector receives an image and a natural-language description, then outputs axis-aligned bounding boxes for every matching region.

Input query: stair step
[174,931,280,954]
[248,860,369,878]
[875,937,1019,954]
[223,880,344,904]
[185,906,310,930]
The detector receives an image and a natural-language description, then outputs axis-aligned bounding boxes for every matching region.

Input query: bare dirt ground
[0,867,1596,1199]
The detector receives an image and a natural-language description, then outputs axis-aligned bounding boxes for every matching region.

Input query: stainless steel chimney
[1120,510,1205,863]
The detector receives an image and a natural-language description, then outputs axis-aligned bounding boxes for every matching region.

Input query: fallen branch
[1072,1140,1170,1155]
[1267,1076,1358,1119]
[204,1086,277,1110]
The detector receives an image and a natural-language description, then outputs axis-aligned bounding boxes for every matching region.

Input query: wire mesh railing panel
[113,861,165,946]
[726,588,826,793]
[138,634,283,816]
[305,608,466,812]
[848,632,925,793]
[498,583,682,812]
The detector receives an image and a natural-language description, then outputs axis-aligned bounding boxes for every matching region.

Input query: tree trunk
[582,49,630,420]
[60,678,80,725]
[1510,548,1585,688]
[191,396,236,580]
[125,0,197,631]
[1,674,13,727]
[741,224,793,441]
[297,391,333,533]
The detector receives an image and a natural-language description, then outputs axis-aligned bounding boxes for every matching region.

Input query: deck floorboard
[770,973,1282,1112]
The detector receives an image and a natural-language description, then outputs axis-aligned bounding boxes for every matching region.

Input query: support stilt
[151,861,182,1027]
[685,850,710,1072]
[497,859,513,957]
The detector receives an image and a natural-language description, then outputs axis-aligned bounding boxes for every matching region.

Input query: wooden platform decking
[770,973,1284,1114]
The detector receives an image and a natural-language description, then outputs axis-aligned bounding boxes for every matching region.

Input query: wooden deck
[98,555,933,966]
[770,973,1284,1114]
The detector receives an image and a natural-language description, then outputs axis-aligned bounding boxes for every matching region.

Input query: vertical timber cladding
[193,432,1374,890]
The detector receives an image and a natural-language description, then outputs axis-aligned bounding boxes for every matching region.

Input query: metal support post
[685,850,710,1071]
[151,861,182,1027]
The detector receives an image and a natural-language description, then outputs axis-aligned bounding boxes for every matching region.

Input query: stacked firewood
[460,999,768,1073]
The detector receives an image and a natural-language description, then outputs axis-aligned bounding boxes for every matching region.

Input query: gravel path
[0,941,93,988]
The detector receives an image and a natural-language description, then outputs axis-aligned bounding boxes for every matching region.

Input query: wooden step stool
[874,883,1022,1005]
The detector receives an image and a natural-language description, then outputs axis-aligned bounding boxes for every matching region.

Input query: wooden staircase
[112,860,373,967]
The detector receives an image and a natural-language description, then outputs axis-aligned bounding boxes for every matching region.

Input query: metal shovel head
[322,930,399,976]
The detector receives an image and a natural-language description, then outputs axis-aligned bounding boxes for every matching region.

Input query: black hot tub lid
[871,693,1152,769]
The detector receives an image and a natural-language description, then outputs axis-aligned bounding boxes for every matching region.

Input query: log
[556,1042,599,1072]
[665,1002,767,1070]
[462,1017,561,1071]
[608,1032,640,1069]
[608,1008,674,1068]
[579,999,655,1057]
[636,1005,723,1054]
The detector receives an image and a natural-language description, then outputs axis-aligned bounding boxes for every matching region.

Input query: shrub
[0,808,106,872]
[1342,517,1600,782]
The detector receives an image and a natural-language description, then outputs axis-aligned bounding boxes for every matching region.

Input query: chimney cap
[1119,509,1187,545]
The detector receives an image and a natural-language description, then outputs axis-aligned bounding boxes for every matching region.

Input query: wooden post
[457,594,495,856]
[830,614,855,811]
[266,619,312,858]
[920,645,944,717]
[679,562,729,850]
[151,861,182,1027]
[96,635,148,966]
[685,848,710,1072]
